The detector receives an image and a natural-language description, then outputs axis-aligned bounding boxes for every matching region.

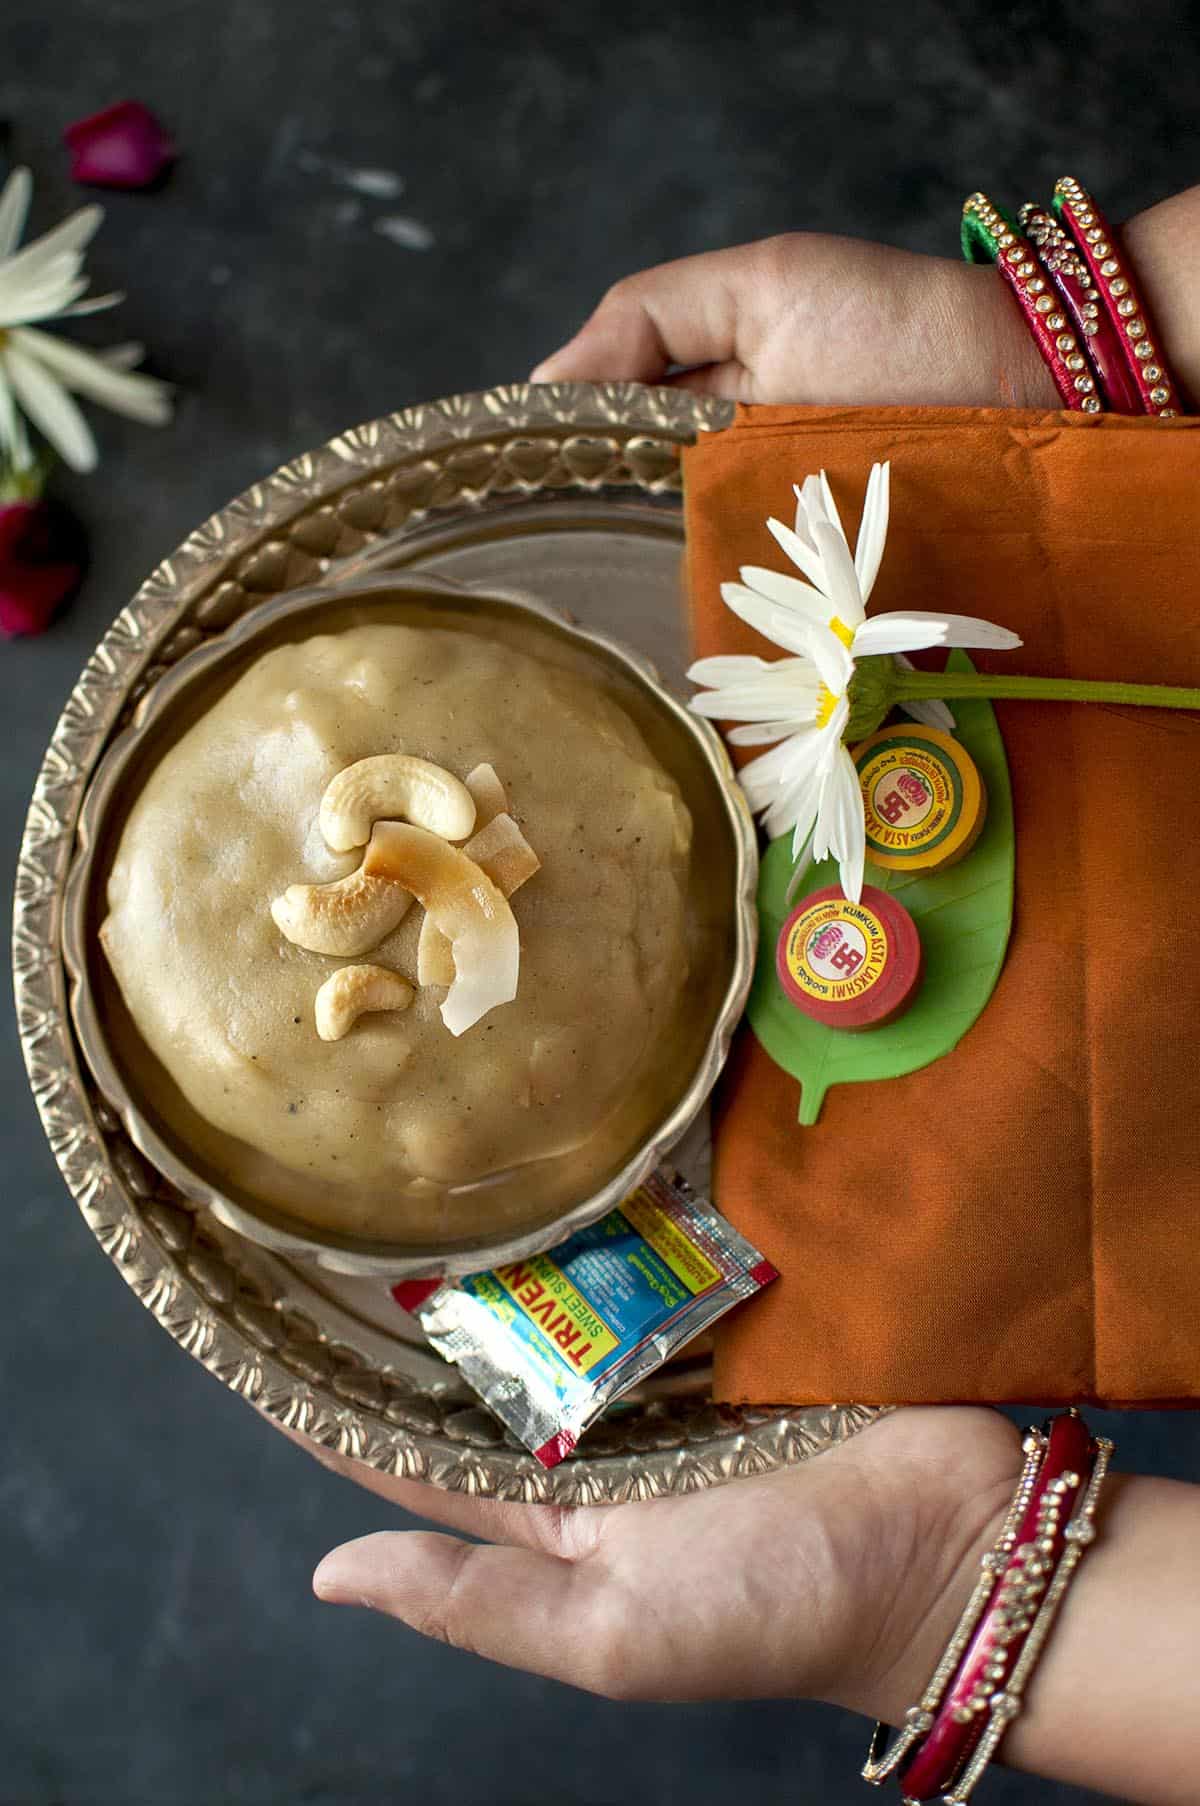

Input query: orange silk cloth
[683,405,1200,1408]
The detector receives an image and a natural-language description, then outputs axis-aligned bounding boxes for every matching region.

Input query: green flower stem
[891,669,1200,712]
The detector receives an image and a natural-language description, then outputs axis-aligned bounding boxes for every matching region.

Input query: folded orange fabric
[684,405,1200,1408]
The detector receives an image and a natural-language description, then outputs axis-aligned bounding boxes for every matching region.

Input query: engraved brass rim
[62,567,759,1280]
[14,381,875,1500]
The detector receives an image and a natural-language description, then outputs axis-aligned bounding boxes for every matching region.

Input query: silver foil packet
[393,1171,778,1468]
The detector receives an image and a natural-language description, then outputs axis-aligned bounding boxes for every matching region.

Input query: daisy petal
[58,289,126,317]
[727,717,813,745]
[738,563,829,622]
[812,518,866,626]
[853,613,950,657]
[99,341,147,371]
[930,612,1023,650]
[3,344,97,471]
[854,460,890,603]
[0,167,33,262]
[687,653,773,687]
[10,327,172,425]
[802,621,854,697]
[765,514,830,595]
[829,744,866,902]
[0,371,33,470]
[817,470,845,540]
[0,272,93,328]
[901,697,957,730]
[0,204,103,291]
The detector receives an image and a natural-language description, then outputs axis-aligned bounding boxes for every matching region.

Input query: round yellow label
[782,896,890,1003]
[854,727,985,872]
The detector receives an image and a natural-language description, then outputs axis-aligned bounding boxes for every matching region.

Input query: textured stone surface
[1,2,1195,1800]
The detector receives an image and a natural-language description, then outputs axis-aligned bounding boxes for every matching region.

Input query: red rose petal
[63,101,175,191]
[0,501,85,638]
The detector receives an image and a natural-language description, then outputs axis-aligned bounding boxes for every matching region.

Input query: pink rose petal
[0,501,85,638]
[63,101,175,191]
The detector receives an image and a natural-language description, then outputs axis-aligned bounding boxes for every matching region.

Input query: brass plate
[15,382,876,1501]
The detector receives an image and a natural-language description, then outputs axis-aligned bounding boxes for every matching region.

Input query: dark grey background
[3,2,1197,1801]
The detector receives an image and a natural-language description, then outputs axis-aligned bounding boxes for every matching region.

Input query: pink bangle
[1054,177,1184,417]
[1018,204,1144,413]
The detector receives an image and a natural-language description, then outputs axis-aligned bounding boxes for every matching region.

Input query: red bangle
[898,1411,1095,1801]
[962,193,1101,411]
[1018,204,1144,414]
[1053,177,1184,417]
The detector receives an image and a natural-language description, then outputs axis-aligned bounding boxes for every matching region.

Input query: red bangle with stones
[1053,176,1184,417]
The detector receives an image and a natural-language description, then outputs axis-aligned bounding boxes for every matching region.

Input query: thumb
[530,245,753,387]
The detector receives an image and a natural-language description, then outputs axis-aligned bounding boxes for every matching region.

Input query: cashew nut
[271,866,412,956]
[464,761,510,831]
[416,811,540,988]
[319,754,476,852]
[364,822,519,1036]
[314,964,414,1041]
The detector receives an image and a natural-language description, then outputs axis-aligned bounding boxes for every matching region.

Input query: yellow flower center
[815,684,839,729]
[829,615,855,648]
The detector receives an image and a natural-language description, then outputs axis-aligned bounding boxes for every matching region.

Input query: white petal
[812,518,866,626]
[784,841,816,904]
[739,737,805,803]
[0,370,32,470]
[0,167,32,262]
[10,327,172,425]
[727,717,813,745]
[0,268,92,327]
[891,654,956,731]
[900,696,957,731]
[821,694,850,755]
[853,613,949,657]
[100,341,147,371]
[791,480,821,550]
[688,654,772,687]
[929,612,1023,650]
[0,204,102,291]
[829,746,867,902]
[765,514,831,595]
[854,460,890,603]
[817,470,845,541]
[802,621,854,697]
[720,583,825,661]
[692,685,816,722]
[58,289,125,318]
[738,563,830,622]
[3,344,97,471]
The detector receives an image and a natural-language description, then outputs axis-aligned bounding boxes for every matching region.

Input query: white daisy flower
[689,463,1022,902]
[0,166,172,475]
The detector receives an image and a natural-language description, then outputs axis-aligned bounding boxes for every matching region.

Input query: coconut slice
[416,811,540,989]
[364,821,519,1036]
[320,754,476,852]
[271,866,412,956]
[464,761,510,830]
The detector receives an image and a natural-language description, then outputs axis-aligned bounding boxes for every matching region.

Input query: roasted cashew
[271,866,412,956]
[319,754,476,852]
[364,822,518,1036]
[314,963,414,1041]
[416,811,539,988]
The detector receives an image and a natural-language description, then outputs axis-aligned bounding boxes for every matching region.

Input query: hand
[307,1406,1021,1719]
[530,232,1059,410]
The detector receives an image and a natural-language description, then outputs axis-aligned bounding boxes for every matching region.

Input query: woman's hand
[530,233,1059,410]
[308,1406,1020,1721]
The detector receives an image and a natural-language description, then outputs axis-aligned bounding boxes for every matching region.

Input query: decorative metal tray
[15,381,874,1502]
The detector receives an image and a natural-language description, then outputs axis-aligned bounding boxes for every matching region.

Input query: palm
[305,1406,1020,1717]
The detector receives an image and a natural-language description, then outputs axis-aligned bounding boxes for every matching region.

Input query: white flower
[0,166,172,474]
[688,463,1021,902]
